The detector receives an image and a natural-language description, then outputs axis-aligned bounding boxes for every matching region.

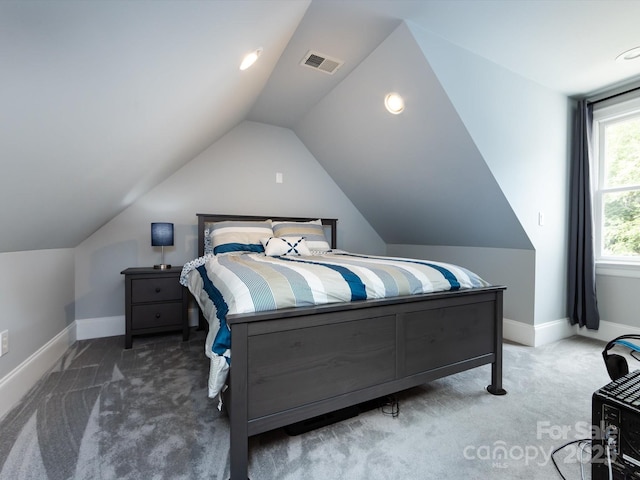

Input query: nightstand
[121,267,189,349]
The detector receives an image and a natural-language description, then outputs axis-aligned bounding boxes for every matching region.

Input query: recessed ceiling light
[384,92,404,115]
[240,48,263,71]
[616,46,640,62]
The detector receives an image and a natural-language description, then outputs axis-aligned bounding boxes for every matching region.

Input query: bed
[181,213,507,480]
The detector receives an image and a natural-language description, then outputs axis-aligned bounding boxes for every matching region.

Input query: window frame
[592,95,640,276]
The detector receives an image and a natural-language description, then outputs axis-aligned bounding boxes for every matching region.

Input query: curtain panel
[568,99,600,329]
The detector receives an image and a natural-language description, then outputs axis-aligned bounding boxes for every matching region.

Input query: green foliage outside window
[602,118,640,256]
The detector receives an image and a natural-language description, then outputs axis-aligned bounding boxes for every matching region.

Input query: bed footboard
[227,286,505,480]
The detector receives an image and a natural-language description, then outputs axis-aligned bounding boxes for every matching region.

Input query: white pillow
[261,236,311,256]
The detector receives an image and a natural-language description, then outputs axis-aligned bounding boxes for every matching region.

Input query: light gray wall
[292,21,572,327]
[0,249,75,379]
[295,22,530,250]
[596,274,640,329]
[74,121,385,321]
[386,244,535,324]
[409,23,572,326]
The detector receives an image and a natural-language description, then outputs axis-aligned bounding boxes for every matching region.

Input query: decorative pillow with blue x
[261,236,311,256]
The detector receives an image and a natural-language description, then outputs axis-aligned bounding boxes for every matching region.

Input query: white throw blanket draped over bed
[180,252,491,400]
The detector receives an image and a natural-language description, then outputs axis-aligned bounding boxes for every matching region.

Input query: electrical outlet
[0,330,8,356]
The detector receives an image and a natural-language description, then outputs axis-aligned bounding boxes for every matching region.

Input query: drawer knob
[155,287,161,293]
[155,313,161,319]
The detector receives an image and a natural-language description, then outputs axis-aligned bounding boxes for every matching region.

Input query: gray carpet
[0,329,616,479]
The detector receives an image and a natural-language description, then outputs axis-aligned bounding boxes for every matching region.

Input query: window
[593,96,640,265]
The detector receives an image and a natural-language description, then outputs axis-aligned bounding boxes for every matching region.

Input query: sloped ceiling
[3,0,640,253]
[248,0,402,128]
[294,22,530,249]
[0,0,310,252]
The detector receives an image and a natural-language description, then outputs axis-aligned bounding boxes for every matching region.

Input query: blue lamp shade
[151,223,174,247]
[151,223,174,269]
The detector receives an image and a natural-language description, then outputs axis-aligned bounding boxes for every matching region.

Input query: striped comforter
[180,252,491,399]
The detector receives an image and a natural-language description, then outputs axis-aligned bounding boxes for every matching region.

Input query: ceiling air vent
[300,50,343,75]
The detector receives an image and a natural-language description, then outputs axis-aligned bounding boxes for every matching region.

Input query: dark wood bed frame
[195,213,507,480]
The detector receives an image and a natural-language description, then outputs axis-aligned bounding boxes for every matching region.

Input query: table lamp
[151,222,174,269]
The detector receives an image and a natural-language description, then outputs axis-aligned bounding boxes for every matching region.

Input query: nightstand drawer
[132,302,183,329]
[131,277,182,303]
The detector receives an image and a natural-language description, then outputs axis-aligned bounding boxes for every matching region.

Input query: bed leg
[229,323,250,480]
[487,290,507,396]
[229,411,249,480]
[487,361,507,396]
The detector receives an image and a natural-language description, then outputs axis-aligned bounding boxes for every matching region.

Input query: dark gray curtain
[568,99,600,329]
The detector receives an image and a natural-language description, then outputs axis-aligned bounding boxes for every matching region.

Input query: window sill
[596,262,640,278]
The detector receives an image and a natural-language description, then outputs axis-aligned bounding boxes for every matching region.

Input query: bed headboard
[196,213,338,257]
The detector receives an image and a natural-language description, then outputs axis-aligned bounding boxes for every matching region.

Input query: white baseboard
[533,318,577,346]
[574,319,640,343]
[503,318,535,346]
[503,317,575,347]
[75,309,200,341]
[503,317,640,348]
[0,323,76,422]
[75,315,125,340]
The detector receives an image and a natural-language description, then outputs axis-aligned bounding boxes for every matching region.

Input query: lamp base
[153,264,172,270]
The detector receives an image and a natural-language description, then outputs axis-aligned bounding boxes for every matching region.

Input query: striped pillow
[210,220,273,255]
[272,219,331,252]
